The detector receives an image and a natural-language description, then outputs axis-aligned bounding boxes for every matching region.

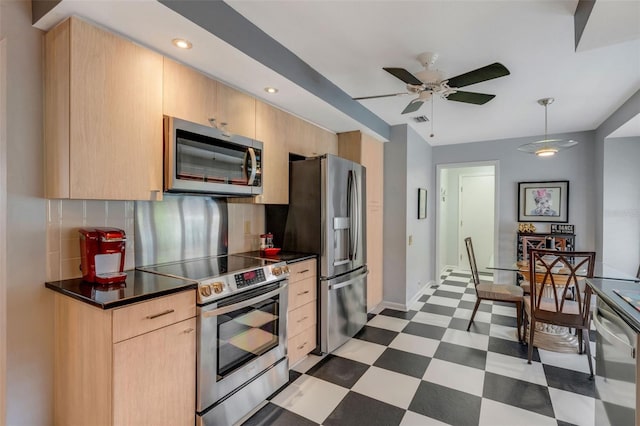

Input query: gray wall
[383,126,408,306]
[383,125,434,308]
[2,0,51,424]
[603,136,640,275]
[433,130,596,282]
[594,89,640,256]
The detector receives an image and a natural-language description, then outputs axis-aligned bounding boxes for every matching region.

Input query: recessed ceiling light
[172,38,192,49]
[264,87,278,94]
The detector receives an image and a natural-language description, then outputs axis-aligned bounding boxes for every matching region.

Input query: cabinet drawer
[288,259,316,283]
[113,290,196,342]
[288,277,316,311]
[288,325,316,367]
[288,301,316,338]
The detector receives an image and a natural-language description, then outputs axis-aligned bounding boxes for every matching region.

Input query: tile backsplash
[46,199,266,282]
[228,203,266,253]
[46,200,135,282]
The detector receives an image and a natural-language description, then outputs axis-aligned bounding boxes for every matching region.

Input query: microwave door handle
[245,147,257,185]
[202,282,288,318]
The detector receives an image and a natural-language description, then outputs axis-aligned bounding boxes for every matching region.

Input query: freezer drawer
[320,267,368,354]
[594,299,637,426]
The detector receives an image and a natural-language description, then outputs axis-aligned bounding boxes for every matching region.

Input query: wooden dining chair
[520,236,567,294]
[465,237,523,342]
[524,248,596,376]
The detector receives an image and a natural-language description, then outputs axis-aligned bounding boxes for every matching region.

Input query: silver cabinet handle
[297,342,308,350]
[146,309,174,320]
[298,269,310,274]
[184,328,194,334]
[297,290,310,296]
[297,316,309,323]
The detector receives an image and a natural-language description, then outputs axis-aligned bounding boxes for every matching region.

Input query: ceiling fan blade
[383,67,423,86]
[401,99,424,114]
[353,92,409,100]
[446,91,496,105]
[446,63,510,88]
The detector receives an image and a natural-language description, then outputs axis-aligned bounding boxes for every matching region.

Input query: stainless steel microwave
[164,116,263,196]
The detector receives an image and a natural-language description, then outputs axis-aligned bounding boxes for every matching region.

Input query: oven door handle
[201,282,288,318]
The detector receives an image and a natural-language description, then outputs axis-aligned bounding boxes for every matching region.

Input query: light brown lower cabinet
[287,259,318,366]
[54,290,196,426]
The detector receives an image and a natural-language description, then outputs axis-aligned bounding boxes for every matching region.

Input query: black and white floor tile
[241,268,597,426]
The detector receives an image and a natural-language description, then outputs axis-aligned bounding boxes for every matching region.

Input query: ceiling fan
[354,52,510,114]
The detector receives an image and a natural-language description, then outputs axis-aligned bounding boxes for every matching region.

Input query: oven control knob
[212,282,224,294]
[283,265,290,274]
[272,266,282,276]
[200,285,212,297]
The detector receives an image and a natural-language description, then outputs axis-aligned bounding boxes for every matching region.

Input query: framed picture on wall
[418,188,427,219]
[518,180,569,223]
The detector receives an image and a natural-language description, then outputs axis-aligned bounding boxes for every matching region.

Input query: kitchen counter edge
[45,269,197,309]
[586,278,640,333]
[237,250,317,264]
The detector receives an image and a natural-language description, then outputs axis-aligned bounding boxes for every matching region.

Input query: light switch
[408,235,413,245]
[244,220,251,234]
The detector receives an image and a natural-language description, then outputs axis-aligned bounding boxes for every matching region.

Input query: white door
[459,174,494,271]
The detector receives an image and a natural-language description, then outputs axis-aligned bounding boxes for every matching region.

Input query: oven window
[216,294,280,380]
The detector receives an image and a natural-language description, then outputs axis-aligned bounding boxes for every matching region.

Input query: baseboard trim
[378,280,436,312]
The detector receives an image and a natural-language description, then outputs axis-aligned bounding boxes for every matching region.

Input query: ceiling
[34,0,640,145]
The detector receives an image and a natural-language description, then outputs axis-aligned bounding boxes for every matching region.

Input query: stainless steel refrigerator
[284,154,368,354]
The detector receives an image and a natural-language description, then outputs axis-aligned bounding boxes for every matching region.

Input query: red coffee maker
[79,227,127,284]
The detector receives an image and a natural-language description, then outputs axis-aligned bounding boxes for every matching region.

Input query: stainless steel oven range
[139,254,290,425]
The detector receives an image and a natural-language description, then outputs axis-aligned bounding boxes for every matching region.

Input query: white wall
[433,130,596,283]
[2,1,52,424]
[603,136,640,276]
[383,124,434,308]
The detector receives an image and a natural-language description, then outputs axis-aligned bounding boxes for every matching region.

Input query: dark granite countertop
[45,269,197,309]
[586,278,640,333]
[237,250,317,264]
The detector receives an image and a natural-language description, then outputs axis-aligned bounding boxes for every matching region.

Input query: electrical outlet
[244,220,251,235]
[408,235,413,246]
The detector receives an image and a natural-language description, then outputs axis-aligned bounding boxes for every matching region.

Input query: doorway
[436,162,499,274]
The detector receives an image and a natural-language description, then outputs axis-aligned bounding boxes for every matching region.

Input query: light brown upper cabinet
[163,58,256,139]
[252,101,289,204]
[338,130,384,311]
[216,83,256,139]
[44,17,163,200]
[163,57,217,129]
[246,101,338,205]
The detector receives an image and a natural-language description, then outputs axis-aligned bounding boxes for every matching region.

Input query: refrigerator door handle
[328,271,369,291]
[353,169,360,260]
[347,170,359,261]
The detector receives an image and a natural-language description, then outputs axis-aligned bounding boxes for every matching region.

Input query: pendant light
[518,98,578,157]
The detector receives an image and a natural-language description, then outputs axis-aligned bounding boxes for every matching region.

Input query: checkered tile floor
[241,268,598,426]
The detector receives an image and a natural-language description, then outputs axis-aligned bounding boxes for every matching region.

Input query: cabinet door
[163,57,217,127]
[254,101,289,204]
[69,18,163,200]
[216,82,256,139]
[113,318,196,426]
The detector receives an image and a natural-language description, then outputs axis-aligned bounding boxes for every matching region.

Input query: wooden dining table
[488,260,639,353]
